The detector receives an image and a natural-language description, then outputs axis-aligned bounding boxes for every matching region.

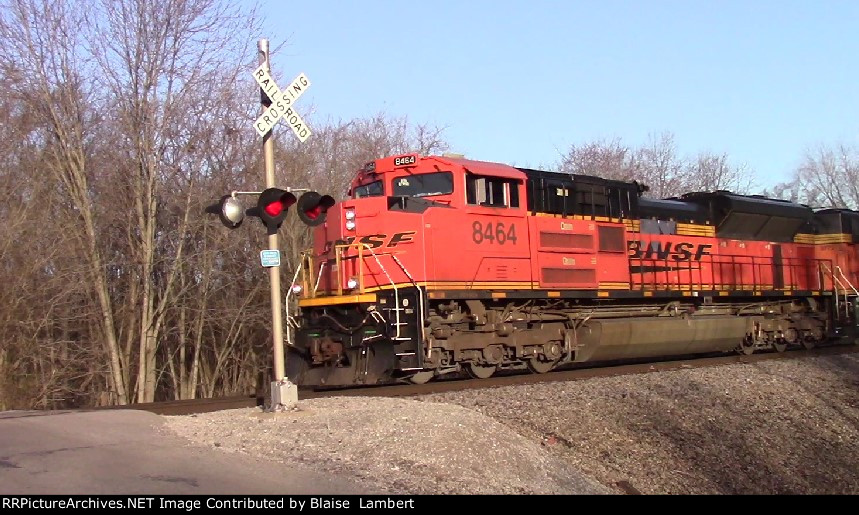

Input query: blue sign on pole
[260,250,281,268]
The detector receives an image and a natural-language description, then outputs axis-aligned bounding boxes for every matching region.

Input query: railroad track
[303,343,859,399]
[114,344,859,415]
[96,395,262,416]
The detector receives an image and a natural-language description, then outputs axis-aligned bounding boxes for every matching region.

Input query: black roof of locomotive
[812,208,859,239]
[638,197,711,224]
[680,191,813,242]
[508,168,824,242]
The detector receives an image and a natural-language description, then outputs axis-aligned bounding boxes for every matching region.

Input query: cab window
[391,172,453,197]
[353,180,383,198]
[466,175,520,208]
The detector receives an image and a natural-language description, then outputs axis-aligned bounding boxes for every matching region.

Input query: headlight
[345,220,356,231]
[345,209,356,221]
[346,278,359,289]
[291,284,303,295]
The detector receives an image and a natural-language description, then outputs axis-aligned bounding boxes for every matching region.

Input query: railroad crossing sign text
[253,66,312,141]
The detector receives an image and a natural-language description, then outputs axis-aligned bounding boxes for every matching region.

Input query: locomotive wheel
[802,338,816,350]
[526,357,558,374]
[407,371,434,384]
[739,338,756,355]
[466,363,497,379]
[772,341,787,353]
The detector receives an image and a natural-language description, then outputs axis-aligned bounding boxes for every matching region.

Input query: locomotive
[285,154,859,386]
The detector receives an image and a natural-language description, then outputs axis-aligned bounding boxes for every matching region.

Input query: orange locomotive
[286,154,859,386]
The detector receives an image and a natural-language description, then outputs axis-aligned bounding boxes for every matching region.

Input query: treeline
[1,0,856,409]
[0,0,447,408]
[558,133,859,208]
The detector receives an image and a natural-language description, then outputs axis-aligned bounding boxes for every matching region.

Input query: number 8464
[472,221,518,245]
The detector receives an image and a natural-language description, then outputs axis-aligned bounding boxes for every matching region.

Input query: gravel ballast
[165,353,859,495]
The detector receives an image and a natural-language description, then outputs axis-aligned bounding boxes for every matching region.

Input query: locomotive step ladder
[383,305,414,342]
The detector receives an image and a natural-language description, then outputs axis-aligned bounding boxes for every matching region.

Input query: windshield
[391,172,453,197]
[353,180,383,198]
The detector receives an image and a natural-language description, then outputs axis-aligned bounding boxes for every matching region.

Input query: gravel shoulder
[165,353,859,495]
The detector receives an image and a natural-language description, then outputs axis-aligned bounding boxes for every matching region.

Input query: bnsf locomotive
[285,154,859,386]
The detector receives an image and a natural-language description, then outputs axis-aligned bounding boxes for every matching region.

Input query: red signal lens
[264,201,283,217]
[304,205,322,219]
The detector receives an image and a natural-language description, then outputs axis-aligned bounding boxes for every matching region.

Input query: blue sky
[254,0,858,189]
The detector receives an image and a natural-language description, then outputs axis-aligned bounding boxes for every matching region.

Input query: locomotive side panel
[427,204,532,291]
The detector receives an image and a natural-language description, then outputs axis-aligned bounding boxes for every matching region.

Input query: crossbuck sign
[253,66,312,142]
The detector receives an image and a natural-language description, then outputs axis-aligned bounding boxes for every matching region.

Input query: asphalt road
[0,409,373,495]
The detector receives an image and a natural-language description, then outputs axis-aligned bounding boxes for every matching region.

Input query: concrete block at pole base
[270,379,298,410]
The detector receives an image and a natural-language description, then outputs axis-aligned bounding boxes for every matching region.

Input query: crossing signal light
[205,195,245,229]
[249,188,297,235]
[296,191,335,227]
[207,189,334,234]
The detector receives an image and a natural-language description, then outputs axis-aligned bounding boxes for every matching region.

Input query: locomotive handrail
[835,266,859,297]
[631,252,835,294]
[313,261,325,295]
[820,262,854,320]
[355,242,403,341]
[302,241,405,340]
[283,259,305,347]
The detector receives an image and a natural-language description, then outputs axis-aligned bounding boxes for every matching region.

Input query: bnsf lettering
[628,241,712,261]
[388,232,416,247]
[339,231,417,250]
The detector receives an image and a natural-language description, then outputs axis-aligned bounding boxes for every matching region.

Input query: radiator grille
[541,267,596,284]
[540,232,593,249]
[598,226,626,252]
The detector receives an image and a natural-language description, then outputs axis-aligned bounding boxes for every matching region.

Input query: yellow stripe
[597,291,610,297]
[532,213,625,223]
[793,233,853,244]
[599,283,630,290]
[361,282,539,293]
[675,223,715,237]
[298,293,377,307]
[548,291,561,298]
[816,234,852,244]
[491,292,507,299]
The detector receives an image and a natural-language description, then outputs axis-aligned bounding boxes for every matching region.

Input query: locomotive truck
[284,154,859,386]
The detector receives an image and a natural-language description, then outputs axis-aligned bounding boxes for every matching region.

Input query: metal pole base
[269,379,298,411]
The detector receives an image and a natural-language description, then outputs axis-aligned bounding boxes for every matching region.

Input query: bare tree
[557,132,754,198]
[1,1,452,407]
[782,144,859,209]
[683,151,754,194]
[88,0,261,402]
[0,0,130,404]
[558,137,638,181]
[632,132,685,198]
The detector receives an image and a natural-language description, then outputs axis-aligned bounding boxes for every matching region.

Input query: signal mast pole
[258,39,296,410]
